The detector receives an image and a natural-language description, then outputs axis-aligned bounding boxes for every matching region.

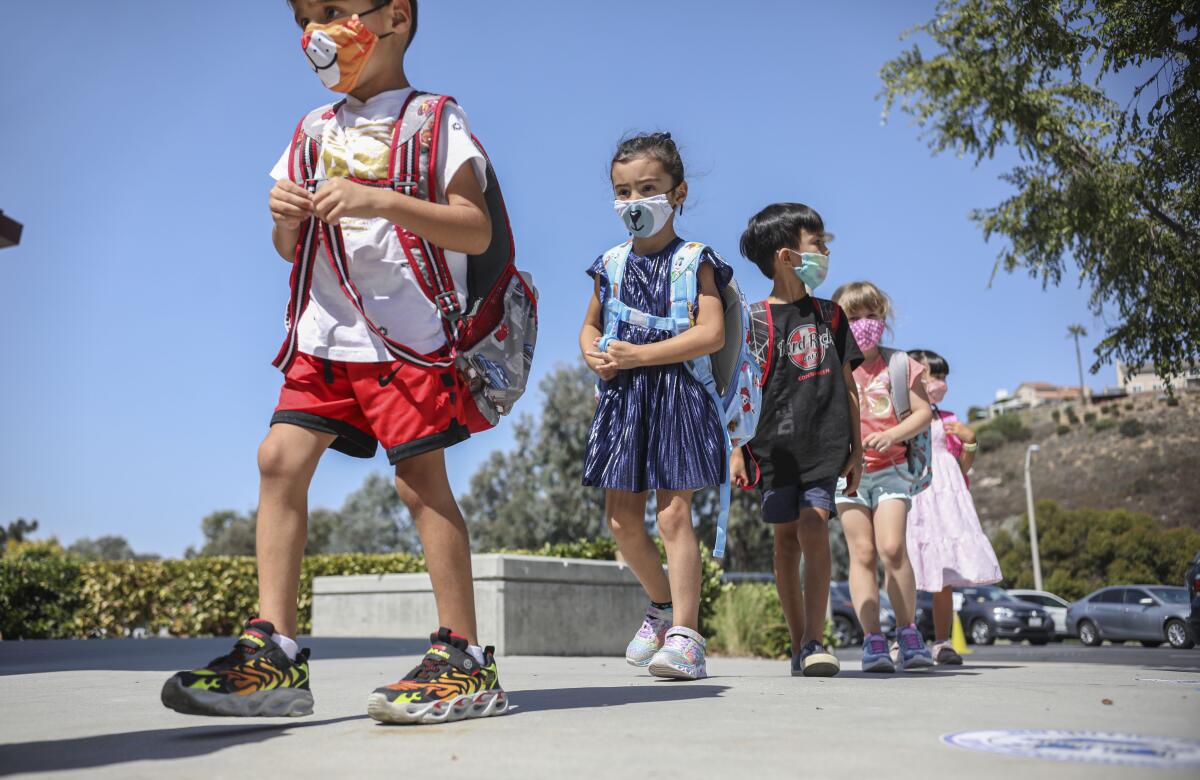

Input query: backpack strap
[748,301,774,387]
[880,347,912,420]
[596,241,692,351]
[272,106,339,372]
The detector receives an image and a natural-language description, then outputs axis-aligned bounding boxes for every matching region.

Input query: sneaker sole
[801,655,840,677]
[366,689,508,725]
[936,655,964,666]
[900,656,935,671]
[862,657,896,673]
[647,658,706,680]
[160,678,313,717]
[626,656,653,668]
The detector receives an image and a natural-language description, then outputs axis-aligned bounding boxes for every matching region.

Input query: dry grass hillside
[969,393,1200,533]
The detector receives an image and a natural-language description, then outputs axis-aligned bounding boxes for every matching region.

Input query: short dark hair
[739,203,825,280]
[610,132,685,188]
[289,1,419,49]
[908,349,950,377]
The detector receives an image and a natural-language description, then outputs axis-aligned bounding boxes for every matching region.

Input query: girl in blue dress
[579,132,733,680]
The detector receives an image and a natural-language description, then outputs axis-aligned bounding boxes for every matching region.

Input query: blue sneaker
[793,640,840,677]
[896,624,934,671]
[861,632,895,673]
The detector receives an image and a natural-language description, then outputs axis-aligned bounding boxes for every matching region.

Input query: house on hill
[1014,381,1089,406]
[1117,362,1200,395]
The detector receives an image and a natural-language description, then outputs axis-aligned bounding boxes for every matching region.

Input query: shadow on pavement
[0,715,367,776]
[508,683,728,714]
[0,638,428,676]
[834,670,980,679]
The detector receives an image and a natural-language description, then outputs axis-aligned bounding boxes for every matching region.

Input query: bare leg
[607,489,671,605]
[797,507,832,646]
[394,449,477,644]
[256,424,335,638]
[656,490,701,631]
[772,521,805,652]
[840,504,881,635]
[933,586,954,642]
[875,499,917,627]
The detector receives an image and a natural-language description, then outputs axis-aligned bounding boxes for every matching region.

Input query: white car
[1009,589,1072,637]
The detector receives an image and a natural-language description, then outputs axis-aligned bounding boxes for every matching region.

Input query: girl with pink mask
[831,281,935,672]
[904,349,1002,665]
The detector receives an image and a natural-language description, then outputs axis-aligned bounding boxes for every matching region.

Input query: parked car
[955,585,1054,645]
[1008,589,1072,638]
[830,581,896,646]
[1186,553,1200,643]
[1067,585,1195,649]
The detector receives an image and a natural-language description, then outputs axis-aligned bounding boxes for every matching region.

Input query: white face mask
[614,193,676,238]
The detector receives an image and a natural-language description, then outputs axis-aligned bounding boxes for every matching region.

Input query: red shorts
[271,353,486,464]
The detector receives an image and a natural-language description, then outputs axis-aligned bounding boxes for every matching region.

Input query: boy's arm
[586,264,725,370]
[841,362,863,494]
[269,179,314,261]
[311,165,492,255]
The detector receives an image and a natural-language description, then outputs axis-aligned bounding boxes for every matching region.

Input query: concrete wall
[312,554,650,656]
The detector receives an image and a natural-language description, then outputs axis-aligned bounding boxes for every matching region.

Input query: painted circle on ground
[943,730,1200,769]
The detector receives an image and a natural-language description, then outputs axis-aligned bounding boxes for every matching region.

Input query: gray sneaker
[933,640,963,666]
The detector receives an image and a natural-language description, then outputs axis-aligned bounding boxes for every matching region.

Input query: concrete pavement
[1,640,1198,779]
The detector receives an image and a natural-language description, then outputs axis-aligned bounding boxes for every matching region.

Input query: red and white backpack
[272,91,537,432]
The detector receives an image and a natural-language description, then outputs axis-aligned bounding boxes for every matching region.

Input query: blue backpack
[879,347,933,495]
[598,240,764,559]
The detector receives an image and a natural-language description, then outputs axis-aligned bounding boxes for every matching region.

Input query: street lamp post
[1024,444,1044,591]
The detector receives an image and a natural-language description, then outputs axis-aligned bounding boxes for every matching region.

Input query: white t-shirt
[269,88,487,362]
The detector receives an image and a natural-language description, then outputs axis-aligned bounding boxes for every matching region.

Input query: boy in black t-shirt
[731,203,864,677]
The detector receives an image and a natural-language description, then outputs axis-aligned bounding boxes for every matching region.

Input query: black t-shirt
[747,296,864,488]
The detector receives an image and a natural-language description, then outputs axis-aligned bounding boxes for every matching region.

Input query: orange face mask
[301,6,393,94]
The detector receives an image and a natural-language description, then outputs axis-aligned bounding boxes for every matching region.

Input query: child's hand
[269,180,314,229]
[863,431,895,453]
[730,448,749,489]
[593,340,643,370]
[841,447,863,496]
[944,421,976,444]
[584,351,618,381]
[312,178,381,224]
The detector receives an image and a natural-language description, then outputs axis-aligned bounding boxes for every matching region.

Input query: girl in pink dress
[905,349,1001,665]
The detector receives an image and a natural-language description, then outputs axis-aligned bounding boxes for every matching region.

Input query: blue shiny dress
[582,238,734,493]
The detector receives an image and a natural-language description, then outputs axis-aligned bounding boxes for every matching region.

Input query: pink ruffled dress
[906,410,1002,592]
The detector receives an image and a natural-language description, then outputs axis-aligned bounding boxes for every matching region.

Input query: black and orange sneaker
[366,627,508,725]
[160,618,313,717]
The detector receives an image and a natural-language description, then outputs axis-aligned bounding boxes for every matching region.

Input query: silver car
[1009,589,1072,637]
[1067,585,1195,649]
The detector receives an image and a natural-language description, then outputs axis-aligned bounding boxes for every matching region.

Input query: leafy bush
[1101,404,1114,416]
[1124,403,1135,411]
[1119,419,1146,438]
[1056,425,1071,436]
[1084,412,1098,424]
[990,501,1200,601]
[976,428,1007,452]
[1166,397,1180,407]
[1051,409,1062,423]
[1066,409,1080,424]
[2,539,730,641]
[0,541,82,639]
[1091,418,1118,432]
[974,413,1032,450]
[709,583,790,657]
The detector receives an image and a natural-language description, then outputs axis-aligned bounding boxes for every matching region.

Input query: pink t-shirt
[853,353,926,472]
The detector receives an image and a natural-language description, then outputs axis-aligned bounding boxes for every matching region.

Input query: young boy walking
[161,0,508,724]
[731,203,863,676]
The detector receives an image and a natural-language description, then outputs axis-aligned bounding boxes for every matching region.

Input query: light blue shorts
[835,462,914,511]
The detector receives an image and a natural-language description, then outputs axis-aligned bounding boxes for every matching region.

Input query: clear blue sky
[0,1,1126,557]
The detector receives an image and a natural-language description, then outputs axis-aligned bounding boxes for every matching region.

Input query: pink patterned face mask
[926,378,948,404]
[850,317,885,351]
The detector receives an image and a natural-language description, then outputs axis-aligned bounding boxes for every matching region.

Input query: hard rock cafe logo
[785,325,825,371]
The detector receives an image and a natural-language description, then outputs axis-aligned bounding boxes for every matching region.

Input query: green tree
[0,518,39,554]
[462,363,605,550]
[67,535,158,561]
[991,500,1200,599]
[188,509,257,557]
[330,473,418,554]
[881,0,1199,383]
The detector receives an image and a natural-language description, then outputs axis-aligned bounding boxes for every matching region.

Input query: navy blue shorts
[761,477,839,524]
